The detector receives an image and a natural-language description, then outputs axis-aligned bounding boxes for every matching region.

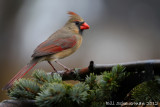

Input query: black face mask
[75,21,85,35]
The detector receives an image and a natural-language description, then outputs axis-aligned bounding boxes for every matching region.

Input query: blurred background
[0,0,160,101]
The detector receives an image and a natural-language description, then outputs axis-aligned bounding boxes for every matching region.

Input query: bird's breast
[50,35,82,60]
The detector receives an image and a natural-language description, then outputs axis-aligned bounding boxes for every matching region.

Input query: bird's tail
[2,59,38,90]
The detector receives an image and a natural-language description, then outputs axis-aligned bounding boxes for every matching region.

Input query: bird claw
[64,68,71,72]
[64,68,74,72]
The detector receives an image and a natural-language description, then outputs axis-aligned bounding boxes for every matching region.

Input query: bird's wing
[32,35,77,58]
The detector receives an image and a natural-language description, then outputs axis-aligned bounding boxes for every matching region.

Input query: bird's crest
[68,11,78,16]
[67,11,83,22]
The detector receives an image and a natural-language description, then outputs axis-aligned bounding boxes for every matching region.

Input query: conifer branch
[1,60,160,106]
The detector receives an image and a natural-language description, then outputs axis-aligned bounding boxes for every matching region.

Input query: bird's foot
[64,67,74,72]
[55,61,73,72]
[64,67,71,72]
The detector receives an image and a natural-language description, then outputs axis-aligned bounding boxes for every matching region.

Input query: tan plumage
[35,11,86,61]
[3,11,89,90]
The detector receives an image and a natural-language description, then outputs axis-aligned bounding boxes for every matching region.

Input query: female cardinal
[3,11,90,90]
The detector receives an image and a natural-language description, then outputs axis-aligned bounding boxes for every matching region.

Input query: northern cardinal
[3,11,89,90]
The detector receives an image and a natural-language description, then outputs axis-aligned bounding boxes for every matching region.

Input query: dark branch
[55,59,160,102]
[0,100,35,107]
[55,59,160,80]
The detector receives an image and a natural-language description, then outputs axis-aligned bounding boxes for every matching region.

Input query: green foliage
[32,69,62,84]
[8,65,128,106]
[8,65,160,107]
[8,78,40,100]
[36,83,66,107]
[85,73,98,89]
[131,80,160,102]
[69,83,89,104]
[98,65,128,101]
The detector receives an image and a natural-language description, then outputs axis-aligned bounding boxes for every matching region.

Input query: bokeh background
[0,0,160,101]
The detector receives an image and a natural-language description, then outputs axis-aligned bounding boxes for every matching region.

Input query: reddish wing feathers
[32,35,77,58]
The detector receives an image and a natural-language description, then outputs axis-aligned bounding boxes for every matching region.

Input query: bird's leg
[48,61,57,74]
[55,61,71,72]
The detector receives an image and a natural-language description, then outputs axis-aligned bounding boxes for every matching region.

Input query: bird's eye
[75,21,80,25]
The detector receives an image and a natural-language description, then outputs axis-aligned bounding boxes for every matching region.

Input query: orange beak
[80,22,90,30]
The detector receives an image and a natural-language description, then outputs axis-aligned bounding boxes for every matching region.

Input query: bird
[3,11,90,90]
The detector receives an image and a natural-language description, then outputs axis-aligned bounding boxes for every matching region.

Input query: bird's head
[65,11,90,35]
